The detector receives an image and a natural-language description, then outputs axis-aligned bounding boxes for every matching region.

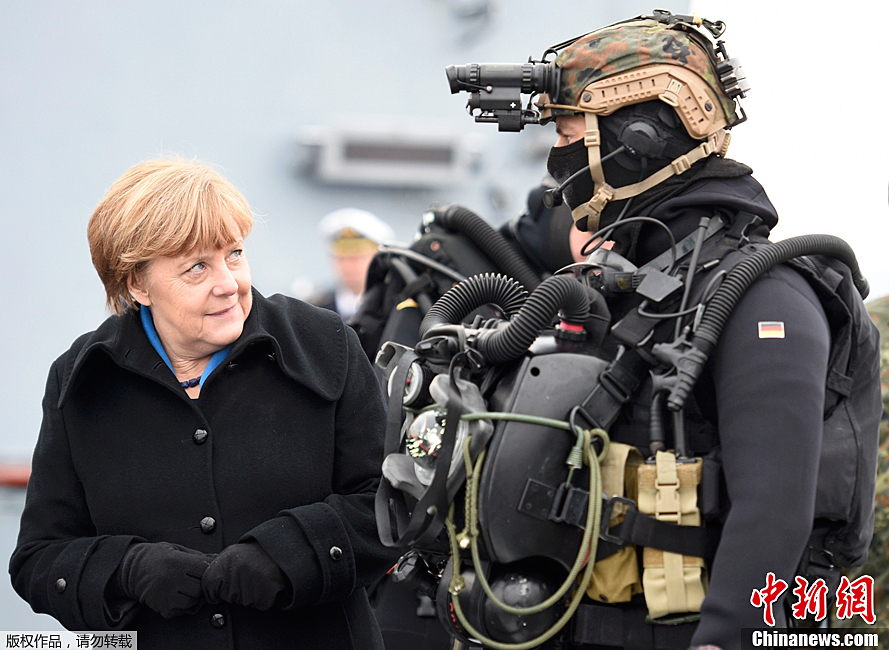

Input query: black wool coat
[10,289,398,650]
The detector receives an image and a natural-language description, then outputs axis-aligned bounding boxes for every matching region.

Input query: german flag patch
[757,321,785,339]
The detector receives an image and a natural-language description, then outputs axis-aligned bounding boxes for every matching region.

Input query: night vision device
[444,62,560,132]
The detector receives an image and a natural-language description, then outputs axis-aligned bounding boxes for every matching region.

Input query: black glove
[115,542,213,618]
[202,542,291,610]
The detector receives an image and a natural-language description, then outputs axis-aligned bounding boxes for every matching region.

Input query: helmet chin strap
[570,111,730,232]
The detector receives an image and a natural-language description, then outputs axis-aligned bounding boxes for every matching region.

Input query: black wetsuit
[587,172,830,649]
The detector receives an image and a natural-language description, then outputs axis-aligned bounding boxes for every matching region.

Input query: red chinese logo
[835,575,876,625]
[750,572,788,626]
[751,573,875,626]
[790,576,828,622]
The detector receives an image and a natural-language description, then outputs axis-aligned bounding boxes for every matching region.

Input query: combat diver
[377,10,882,650]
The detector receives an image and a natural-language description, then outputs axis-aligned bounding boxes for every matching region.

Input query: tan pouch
[637,450,707,620]
[586,442,643,603]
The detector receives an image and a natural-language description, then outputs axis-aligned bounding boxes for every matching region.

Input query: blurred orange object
[0,465,30,488]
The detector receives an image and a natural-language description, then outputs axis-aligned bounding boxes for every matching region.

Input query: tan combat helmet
[537,10,749,231]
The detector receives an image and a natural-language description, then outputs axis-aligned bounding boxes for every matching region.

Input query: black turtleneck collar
[605,157,779,266]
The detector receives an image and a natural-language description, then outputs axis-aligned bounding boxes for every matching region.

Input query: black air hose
[430,204,542,291]
[421,274,590,364]
[479,275,590,363]
[694,234,868,353]
[663,234,869,411]
[419,273,528,339]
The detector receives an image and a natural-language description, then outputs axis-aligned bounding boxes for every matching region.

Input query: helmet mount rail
[649,9,726,39]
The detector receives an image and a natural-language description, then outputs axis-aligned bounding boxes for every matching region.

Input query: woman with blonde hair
[10,158,395,649]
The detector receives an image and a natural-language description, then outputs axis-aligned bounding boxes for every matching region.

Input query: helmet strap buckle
[589,185,615,213]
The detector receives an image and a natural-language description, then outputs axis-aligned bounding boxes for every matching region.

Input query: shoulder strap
[786,256,855,407]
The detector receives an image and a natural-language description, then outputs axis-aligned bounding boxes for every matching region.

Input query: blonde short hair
[88,158,254,315]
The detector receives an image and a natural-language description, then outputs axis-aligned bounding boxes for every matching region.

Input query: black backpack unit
[783,253,881,581]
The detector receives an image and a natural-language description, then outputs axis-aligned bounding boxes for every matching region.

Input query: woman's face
[129,238,252,361]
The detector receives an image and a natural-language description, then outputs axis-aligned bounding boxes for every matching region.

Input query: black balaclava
[545,138,593,220]
[545,102,701,231]
[546,102,744,260]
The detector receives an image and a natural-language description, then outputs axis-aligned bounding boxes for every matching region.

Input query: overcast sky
[690,0,889,300]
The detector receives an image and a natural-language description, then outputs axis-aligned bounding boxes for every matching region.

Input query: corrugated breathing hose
[662,234,868,411]
[420,273,590,364]
[430,204,542,291]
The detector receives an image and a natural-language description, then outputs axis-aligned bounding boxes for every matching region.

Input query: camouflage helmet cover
[552,19,738,126]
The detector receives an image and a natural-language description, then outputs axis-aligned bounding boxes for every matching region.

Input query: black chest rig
[585,214,752,459]
[373,212,878,649]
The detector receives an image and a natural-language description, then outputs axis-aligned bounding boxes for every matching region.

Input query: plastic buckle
[600,496,637,545]
[588,185,614,213]
[569,405,601,431]
[549,482,588,525]
[599,371,633,405]
[671,155,692,175]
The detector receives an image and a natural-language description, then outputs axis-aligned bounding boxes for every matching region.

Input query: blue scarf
[139,306,231,388]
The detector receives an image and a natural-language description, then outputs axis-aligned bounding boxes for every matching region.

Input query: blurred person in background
[308,208,395,321]
[9,158,395,650]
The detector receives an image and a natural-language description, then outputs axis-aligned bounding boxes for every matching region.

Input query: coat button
[329,546,343,561]
[193,429,208,445]
[200,517,216,534]
[55,578,66,593]
[210,613,225,628]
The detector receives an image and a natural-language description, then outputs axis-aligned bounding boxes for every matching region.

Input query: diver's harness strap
[396,272,437,308]
[570,600,698,649]
[541,487,720,561]
[581,348,652,431]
